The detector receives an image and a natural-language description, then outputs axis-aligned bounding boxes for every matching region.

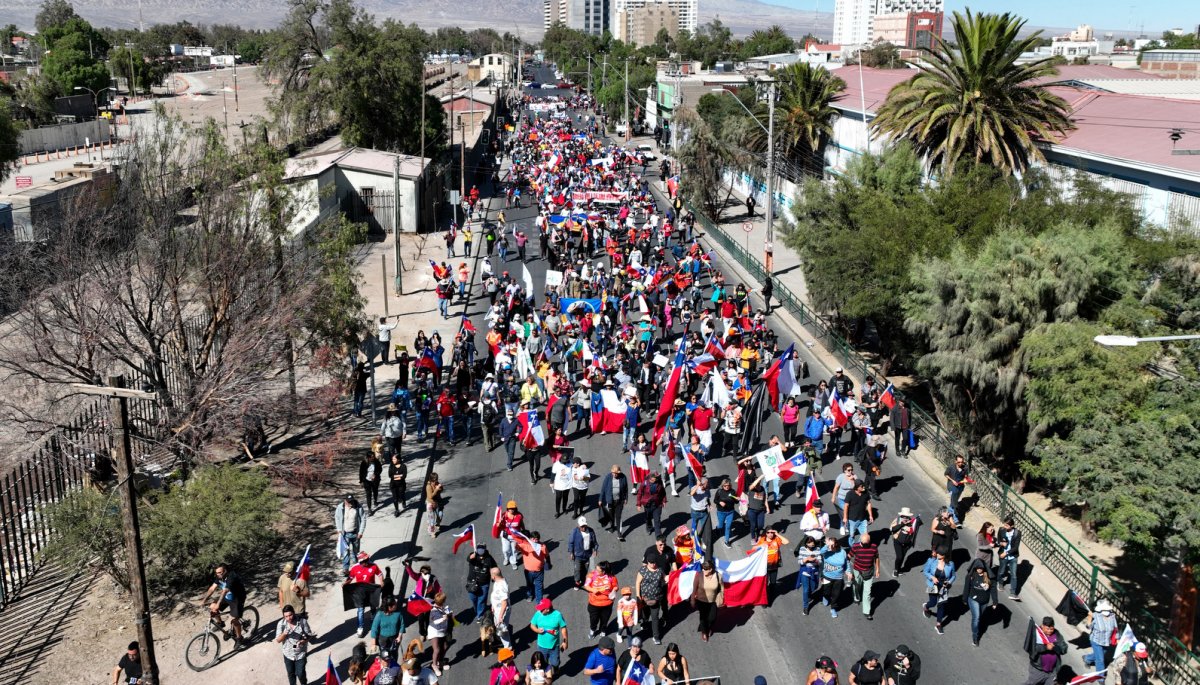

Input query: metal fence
[689,203,1200,684]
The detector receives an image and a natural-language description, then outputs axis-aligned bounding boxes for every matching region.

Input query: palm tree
[872,10,1073,176]
[747,62,845,177]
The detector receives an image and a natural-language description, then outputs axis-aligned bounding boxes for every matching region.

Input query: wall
[18,120,111,155]
[721,168,800,224]
[335,168,422,233]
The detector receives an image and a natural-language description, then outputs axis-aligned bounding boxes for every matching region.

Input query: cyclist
[202,563,249,646]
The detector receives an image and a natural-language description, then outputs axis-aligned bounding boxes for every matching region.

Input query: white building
[875,0,942,13]
[563,0,613,35]
[832,0,874,47]
[613,0,697,37]
[544,0,568,29]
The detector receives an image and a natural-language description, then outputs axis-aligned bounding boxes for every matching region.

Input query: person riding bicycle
[202,563,249,645]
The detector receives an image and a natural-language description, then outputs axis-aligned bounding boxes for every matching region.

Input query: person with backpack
[334,494,368,573]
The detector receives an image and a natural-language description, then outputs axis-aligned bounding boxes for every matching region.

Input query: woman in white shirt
[571,457,591,519]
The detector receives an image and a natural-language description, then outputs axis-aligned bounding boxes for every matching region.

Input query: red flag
[414,347,439,373]
[735,467,746,497]
[325,655,342,685]
[685,445,705,479]
[879,383,896,410]
[406,593,432,616]
[451,524,476,554]
[295,544,312,582]
[829,389,849,428]
[651,337,688,452]
[491,493,504,538]
[429,259,450,280]
[461,314,477,334]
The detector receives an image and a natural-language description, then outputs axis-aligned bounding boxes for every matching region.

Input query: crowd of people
[150,83,1161,685]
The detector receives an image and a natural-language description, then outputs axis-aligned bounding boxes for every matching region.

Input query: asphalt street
[397,66,1057,685]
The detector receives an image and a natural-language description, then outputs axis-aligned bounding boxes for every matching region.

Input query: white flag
[709,372,732,409]
[1113,624,1138,658]
[522,264,535,294]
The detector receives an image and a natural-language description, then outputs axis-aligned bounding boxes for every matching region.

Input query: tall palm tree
[872,10,1073,176]
[747,62,845,177]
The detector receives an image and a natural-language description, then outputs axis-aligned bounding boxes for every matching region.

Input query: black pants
[572,489,587,517]
[822,578,845,609]
[573,557,590,587]
[608,502,625,536]
[527,448,542,482]
[364,480,380,510]
[587,603,612,634]
[894,428,908,455]
[783,421,798,445]
[894,539,912,574]
[644,505,662,537]
[696,600,718,634]
[555,489,570,516]
[641,600,664,640]
[390,479,406,513]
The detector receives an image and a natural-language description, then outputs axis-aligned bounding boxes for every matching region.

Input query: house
[0,164,117,242]
[283,147,440,237]
[467,54,513,85]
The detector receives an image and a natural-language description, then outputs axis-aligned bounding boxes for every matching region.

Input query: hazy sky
[763,0,1198,33]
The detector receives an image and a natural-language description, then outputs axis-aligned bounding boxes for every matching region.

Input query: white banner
[545,269,564,287]
[752,444,788,482]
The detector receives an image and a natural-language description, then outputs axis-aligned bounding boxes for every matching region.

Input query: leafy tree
[0,101,21,183]
[236,36,267,63]
[109,45,167,96]
[739,25,795,59]
[41,16,108,56]
[34,0,78,34]
[42,487,128,591]
[143,465,280,590]
[676,107,744,219]
[872,11,1073,176]
[40,35,110,96]
[0,24,17,55]
[746,63,844,176]
[903,222,1135,463]
[859,41,900,68]
[694,88,756,131]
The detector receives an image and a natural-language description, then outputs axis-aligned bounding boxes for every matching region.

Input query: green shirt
[531,610,567,650]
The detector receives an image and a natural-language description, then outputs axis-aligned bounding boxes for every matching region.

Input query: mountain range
[7,0,833,41]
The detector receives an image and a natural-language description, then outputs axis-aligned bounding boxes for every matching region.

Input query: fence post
[1000,481,1010,521]
[1089,564,1099,607]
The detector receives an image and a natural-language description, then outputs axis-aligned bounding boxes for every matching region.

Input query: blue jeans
[415,411,429,439]
[847,519,869,540]
[525,570,545,604]
[469,584,489,621]
[690,509,709,537]
[925,592,947,623]
[463,414,475,443]
[623,425,636,449]
[809,437,825,455]
[340,532,360,571]
[766,477,781,501]
[353,391,366,417]
[575,408,590,432]
[504,439,516,468]
[438,298,449,318]
[796,570,819,610]
[716,510,735,544]
[746,508,766,540]
[540,646,560,671]
[284,654,308,685]
[948,485,964,522]
[438,415,455,442]
[458,282,467,298]
[968,596,984,642]
[356,605,368,630]
[1084,640,1109,669]
[1000,555,1020,596]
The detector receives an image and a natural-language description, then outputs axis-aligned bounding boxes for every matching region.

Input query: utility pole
[624,58,630,142]
[602,54,608,90]
[469,78,476,138]
[764,79,776,274]
[393,155,405,295]
[71,376,159,685]
[419,73,426,238]
[459,119,466,227]
[587,54,592,94]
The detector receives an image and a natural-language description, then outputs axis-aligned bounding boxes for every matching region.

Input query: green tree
[42,487,128,591]
[903,222,1135,463]
[676,107,744,219]
[859,41,900,68]
[109,45,167,96]
[872,11,1073,176]
[0,101,20,183]
[34,0,78,34]
[40,34,110,96]
[739,25,795,59]
[747,63,844,176]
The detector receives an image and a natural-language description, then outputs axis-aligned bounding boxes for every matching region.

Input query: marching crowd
[224,89,1164,685]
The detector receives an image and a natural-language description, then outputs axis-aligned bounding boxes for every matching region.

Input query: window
[361,187,376,214]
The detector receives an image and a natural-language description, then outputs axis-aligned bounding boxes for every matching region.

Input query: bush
[143,465,280,591]
[43,487,128,591]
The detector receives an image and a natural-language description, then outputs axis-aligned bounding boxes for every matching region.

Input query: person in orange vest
[457,263,470,301]
[583,560,618,639]
[750,527,790,588]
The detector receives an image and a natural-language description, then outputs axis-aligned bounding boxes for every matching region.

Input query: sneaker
[589,630,596,639]
[865,614,873,621]
[935,624,944,635]
[830,609,838,618]
[1009,595,1021,601]
[357,627,366,638]
[723,540,731,548]
[653,638,662,645]
[973,639,980,647]
[615,634,623,643]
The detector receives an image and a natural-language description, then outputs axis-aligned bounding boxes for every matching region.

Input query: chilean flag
[460,314,477,334]
[667,560,702,605]
[829,389,849,428]
[294,544,312,582]
[685,444,705,479]
[687,333,725,375]
[518,410,545,448]
[490,493,504,538]
[429,259,450,280]
[414,347,439,373]
[715,546,769,607]
[451,524,476,554]
[879,383,896,410]
[1068,672,1107,684]
[629,449,650,485]
[406,593,432,616]
[590,390,627,433]
[651,337,688,451]
[776,452,808,480]
[803,475,819,511]
[760,343,801,411]
[622,660,652,685]
[325,654,342,685]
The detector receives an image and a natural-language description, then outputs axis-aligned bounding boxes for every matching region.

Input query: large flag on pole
[667,560,703,606]
[491,492,505,538]
[688,333,726,376]
[325,654,343,685]
[759,343,801,411]
[522,263,535,294]
[803,475,819,511]
[518,409,545,449]
[651,336,689,451]
[708,372,731,409]
[295,544,312,582]
[879,383,896,410]
[630,448,650,485]
[829,388,849,428]
[590,389,628,433]
[1113,624,1139,658]
[451,524,476,554]
[715,546,769,607]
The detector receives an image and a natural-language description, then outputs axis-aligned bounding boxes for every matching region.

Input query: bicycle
[184,604,260,671]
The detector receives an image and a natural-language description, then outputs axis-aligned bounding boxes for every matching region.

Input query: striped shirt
[850,542,879,574]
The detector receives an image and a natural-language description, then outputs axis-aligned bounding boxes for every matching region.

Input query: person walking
[713,477,739,547]
[890,398,910,457]
[378,316,398,365]
[583,636,618,685]
[599,465,630,540]
[849,532,880,620]
[425,472,445,538]
[657,644,690,685]
[530,598,568,678]
[944,454,969,524]
[636,472,667,538]
[368,597,405,658]
[515,229,528,262]
[571,456,592,518]
[568,516,600,590]
[1021,616,1067,685]
[795,535,823,616]
[466,544,497,623]
[427,592,452,676]
[346,551,383,638]
[1106,642,1155,685]
[489,566,512,650]
[277,560,309,618]
[275,605,316,685]
[690,559,724,641]
[750,527,790,588]
[842,480,874,541]
[819,537,850,618]
[360,451,382,513]
[805,656,839,685]
[335,494,368,573]
[636,557,667,645]
[517,530,551,604]
[500,409,520,471]
[403,560,443,636]
[583,559,619,638]
[1083,598,1119,670]
[388,453,407,517]
[922,550,956,635]
[616,637,655,685]
[847,651,884,685]
[962,558,998,647]
[997,516,1024,601]
[883,645,922,685]
[551,453,573,518]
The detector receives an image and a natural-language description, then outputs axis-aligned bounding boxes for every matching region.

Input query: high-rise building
[832,0,874,46]
[544,0,568,29]
[613,0,697,38]
[874,0,942,14]
[564,0,613,35]
[872,10,943,48]
[615,1,681,46]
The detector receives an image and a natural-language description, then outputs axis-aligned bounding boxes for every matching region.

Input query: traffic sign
[14,176,32,188]
[742,221,753,233]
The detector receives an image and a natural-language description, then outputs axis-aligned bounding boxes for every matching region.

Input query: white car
[615,122,628,136]
[540,83,556,89]
[636,144,657,160]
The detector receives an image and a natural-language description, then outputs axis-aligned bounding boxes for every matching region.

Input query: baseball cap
[498,647,515,661]
[507,500,518,509]
[537,598,553,611]
[577,516,588,526]
[1134,642,1149,658]
[630,636,643,647]
[357,551,369,560]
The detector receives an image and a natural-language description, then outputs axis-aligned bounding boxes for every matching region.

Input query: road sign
[742,221,753,233]
[14,176,32,188]
[449,190,461,204]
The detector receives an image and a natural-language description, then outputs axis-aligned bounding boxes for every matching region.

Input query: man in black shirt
[842,481,874,541]
[643,536,675,573]
[111,641,142,685]
[830,367,854,397]
[944,455,969,524]
[713,478,739,547]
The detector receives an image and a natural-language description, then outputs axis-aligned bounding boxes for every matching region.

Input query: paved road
[400,66,1057,685]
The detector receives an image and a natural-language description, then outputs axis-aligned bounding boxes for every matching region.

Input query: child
[615,586,639,643]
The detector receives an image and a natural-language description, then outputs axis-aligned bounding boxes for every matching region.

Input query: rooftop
[284,147,429,181]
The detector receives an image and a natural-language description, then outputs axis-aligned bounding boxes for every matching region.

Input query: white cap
[577,516,588,527]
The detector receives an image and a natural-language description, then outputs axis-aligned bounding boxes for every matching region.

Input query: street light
[73,85,115,120]
[1094,334,1200,347]
[712,82,776,273]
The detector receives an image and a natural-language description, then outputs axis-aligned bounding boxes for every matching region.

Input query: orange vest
[585,572,617,607]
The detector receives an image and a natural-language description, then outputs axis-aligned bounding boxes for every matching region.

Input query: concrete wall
[18,120,112,155]
[722,168,800,224]
[336,168,422,234]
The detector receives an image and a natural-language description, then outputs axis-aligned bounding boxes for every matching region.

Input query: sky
[761,0,1198,34]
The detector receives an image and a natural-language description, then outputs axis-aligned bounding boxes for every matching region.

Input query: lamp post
[713,81,776,274]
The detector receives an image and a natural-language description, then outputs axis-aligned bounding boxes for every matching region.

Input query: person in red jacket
[636,472,667,538]
[435,388,457,445]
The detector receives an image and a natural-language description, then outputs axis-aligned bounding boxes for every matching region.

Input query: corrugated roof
[284,147,429,181]
[1064,78,1200,100]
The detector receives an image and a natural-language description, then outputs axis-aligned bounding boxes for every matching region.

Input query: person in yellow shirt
[520,375,545,407]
